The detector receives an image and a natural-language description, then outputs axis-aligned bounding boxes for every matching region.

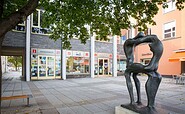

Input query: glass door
[47,56,55,77]
[38,56,55,79]
[98,58,109,76]
[98,59,103,75]
[39,56,47,77]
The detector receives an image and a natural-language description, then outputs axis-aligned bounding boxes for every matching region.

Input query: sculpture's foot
[136,101,142,105]
[121,104,159,114]
[139,106,157,114]
[121,103,145,113]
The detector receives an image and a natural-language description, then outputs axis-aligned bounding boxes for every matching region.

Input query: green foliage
[7,56,22,71]
[2,0,27,18]
[2,0,185,49]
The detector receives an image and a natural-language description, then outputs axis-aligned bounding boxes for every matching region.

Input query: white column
[62,50,66,80]
[90,35,95,78]
[26,15,31,81]
[113,35,117,77]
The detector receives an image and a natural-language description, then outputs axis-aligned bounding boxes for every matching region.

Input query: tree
[7,56,22,71]
[0,0,185,110]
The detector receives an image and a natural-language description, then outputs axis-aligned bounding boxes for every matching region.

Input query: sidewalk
[1,72,185,114]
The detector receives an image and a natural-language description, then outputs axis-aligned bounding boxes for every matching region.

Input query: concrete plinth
[115,106,139,114]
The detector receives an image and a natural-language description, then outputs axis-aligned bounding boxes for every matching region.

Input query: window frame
[163,0,176,14]
[163,21,176,39]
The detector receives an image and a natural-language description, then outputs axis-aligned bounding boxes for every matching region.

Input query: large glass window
[164,21,175,39]
[39,56,47,77]
[66,57,89,74]
[55,56,61,76]
[117,59,126,72]
[47,56,55,76]
[31,55,38,77]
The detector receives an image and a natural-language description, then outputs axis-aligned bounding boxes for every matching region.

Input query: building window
[14,20,25,32]
[31,48,61,79]
[163,0,176,13]
[127,29,132,39]
[66,57,89,74]
[31,9,51,34]
[120,35,126,44]
[141,59,151,65]
[164,21,176,39]
[144,28,151,35]
[117,59,126,72]
[66,51,90,75]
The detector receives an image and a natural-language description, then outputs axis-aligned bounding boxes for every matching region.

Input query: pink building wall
[136,4,185,76]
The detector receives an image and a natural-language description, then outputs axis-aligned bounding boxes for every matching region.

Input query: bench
[1,94,33,106]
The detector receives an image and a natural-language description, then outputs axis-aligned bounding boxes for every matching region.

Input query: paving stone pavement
[1,71,185,114]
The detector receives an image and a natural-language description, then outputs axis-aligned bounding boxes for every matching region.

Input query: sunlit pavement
[1,71,185,114]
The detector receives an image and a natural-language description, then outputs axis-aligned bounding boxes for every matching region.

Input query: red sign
[32,49,36,53]
[109,54,112,58]
[85,52,89,57]
[68,52,71,55]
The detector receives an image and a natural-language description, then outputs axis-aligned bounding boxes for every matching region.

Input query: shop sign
[142,53,152,56]
[56,50,61,55]
[73,51,84,57]
[66,51,72,57]
[84,52,89,57]
[109,54,112,58]
[38,49,56,55]
[31,48,38,55]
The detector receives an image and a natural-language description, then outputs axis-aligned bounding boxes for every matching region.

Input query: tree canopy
[8,56,22,71]
[0,0,185,49]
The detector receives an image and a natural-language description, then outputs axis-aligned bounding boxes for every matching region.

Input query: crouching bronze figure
[121,32,163,114]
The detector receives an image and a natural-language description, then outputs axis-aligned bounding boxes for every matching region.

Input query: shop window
[163,21,175,39]
[47,57,55,76]
[55,56,61,76]
[117,59,126,72]
[66,57,89,74]
[31,55,38,77]
[39,56,47,77]
[163,0,176,14]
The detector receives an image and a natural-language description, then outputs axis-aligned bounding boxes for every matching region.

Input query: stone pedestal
[115,106,139,114]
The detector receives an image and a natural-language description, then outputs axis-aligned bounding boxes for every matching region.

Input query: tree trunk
[0,0,39,41]
[0,37,3,113]
[0,0,39,112]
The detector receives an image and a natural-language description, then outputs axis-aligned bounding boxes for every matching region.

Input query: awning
[168,52,185,62]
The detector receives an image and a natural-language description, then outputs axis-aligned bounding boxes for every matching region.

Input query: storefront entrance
[98,58,109,76]
[38,56,55,78]
[31,48,61,80]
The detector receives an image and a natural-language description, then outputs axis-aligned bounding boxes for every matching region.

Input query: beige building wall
[136,3,185,76]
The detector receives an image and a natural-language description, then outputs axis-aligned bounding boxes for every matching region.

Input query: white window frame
[163,0,176,14]
[31,9,49,34]
[163,21,176,39]
[31,9,40,28]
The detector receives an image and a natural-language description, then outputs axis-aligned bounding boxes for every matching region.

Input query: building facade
[125,1,185,76]
[2,9,128,81]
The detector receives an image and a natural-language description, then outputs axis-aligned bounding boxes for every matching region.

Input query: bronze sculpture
[122,32,163,114]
